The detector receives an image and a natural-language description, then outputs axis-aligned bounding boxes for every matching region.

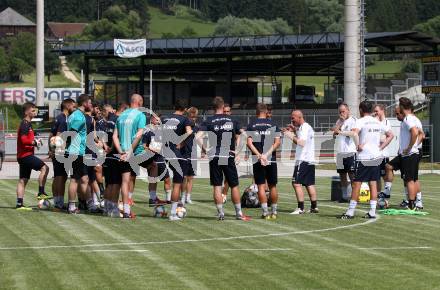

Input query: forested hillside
[1,0,440,35]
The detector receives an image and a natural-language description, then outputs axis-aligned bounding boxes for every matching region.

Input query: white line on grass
[80,249,150,252]
[221,248,293,251]
[0,205,378,251]
[356,246,432,250]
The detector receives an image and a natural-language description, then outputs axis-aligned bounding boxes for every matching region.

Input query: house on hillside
[47,22,88,40]
[0,7,36,37]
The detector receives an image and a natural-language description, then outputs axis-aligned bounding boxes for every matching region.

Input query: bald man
[113,94,150,218]
[283,110,318,214]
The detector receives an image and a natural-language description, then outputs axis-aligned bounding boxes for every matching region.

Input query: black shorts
[292,162,315,186]
[253,162,277,186]
[353,161,380,182]
[418,148,423,162]
[401,154,419,182]
[18,155,45,179]
[168,158,188,183]
[103,155,122,185]
[388,155,401,172]
[52,157,67,178]
[380,157,389,177]
[139,158,154,170]
[71,155,88,180]
[87,165,96,182]
[209,157,239,188]
[336,155,355,174]
[186,159,197,177]
[157,161,170,181]
[118,160,135,176]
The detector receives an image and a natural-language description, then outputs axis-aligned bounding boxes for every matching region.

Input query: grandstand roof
[56,31,440,57]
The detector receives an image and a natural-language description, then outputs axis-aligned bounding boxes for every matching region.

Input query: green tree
[45,43,60,82]
[414,15,440,37]
[8,32,36,68]
[0,47,8,78]
[367,0,399,31]
[213,16,292,36]
[304,0,344,33]
[81,5,146,40]
[180,26,197,37]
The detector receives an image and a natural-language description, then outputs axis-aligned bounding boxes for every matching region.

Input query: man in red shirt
[16,102,49,210]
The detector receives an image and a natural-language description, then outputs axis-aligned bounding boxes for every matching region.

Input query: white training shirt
[379,118,392,158]
[399,114,421,156]
[415,118,423,150]
[295,122,315,164]
[336,116,357,153]
[353,115,389,161]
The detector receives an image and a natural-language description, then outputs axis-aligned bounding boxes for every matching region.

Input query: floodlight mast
[36,0,45,106]
[344,0,361,117]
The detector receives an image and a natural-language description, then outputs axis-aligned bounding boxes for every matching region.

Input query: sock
[186,192,191,200]
[98,183,105,195]
[261,202,269,215]
[416,192,422,202]
[271,203,278,214]
[369,200,377,216]
[86,198,95,210]
[346,200,357,216]
[384,182,392,196]
[38,186,45,195]
[298,201,304,211]
[216,203,224,216]
[403,187,408,201]
[408,199,415,210]
[149,191,157,200]
[16,197,24,207]
[92,192,99,204]
[341,186,348,199]
[171,201,178,216]
[68,201,76,211]
[166,190,171,201]
[128,192,133,200]
[180,192,186,205]
[123,203,130,214]
[54,196,64,208]
[234,203,242,216]
[311,200,317,209]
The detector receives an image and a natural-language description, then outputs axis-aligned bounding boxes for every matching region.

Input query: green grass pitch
[0,175,440,289]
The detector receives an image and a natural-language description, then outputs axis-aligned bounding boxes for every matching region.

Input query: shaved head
[130,94,143,108]
[291,110,304,126]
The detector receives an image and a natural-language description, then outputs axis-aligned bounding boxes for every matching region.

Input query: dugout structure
[422,55,440,162]
[55,31,439,109]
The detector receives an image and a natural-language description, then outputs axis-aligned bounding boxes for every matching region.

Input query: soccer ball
[378,198,389,209]
[359,183,371,203]
[176,206,187,219]
[38,199,51,210]
[153,205,167,218]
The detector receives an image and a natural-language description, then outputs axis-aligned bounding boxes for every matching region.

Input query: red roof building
[47,22,88,39]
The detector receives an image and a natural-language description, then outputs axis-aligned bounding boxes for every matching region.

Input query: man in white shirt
[384,105,425,209]
[341,101,394,219]
[283,110,318,215]
[373,104,393,202]
[332,103,357,201]
[387,97,423,210]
